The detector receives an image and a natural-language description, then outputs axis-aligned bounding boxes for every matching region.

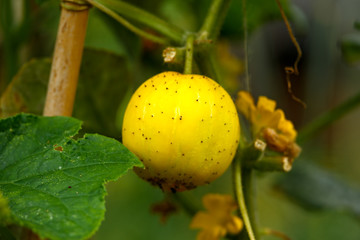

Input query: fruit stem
[43,1,90,116]
[184,34,195,75]
[87,0,170,45]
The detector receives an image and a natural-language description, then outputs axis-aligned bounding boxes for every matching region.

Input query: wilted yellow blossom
[190,194,243,240]
[236,91,300,160]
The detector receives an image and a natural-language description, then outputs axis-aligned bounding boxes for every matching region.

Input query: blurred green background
[1,0,360,239]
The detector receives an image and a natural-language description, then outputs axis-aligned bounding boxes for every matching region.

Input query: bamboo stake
[43,1,90,116]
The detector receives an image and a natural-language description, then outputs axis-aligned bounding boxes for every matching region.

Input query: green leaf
[0,48,133,138]
[341,33,360,65]
[0,113,142,240]
[275,161,360,219]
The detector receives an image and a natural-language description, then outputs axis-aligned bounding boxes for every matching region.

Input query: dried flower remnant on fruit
[236,91,301,161]
[190,194,243,240]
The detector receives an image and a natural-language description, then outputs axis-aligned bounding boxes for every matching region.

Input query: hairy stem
[91,0,184,44]
[87,0,169,45]
[199,0,232,40]
[233,153,256,240]
[43,3,89,116]
[242,0,250,91]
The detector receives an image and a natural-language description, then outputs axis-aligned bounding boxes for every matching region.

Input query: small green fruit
[122,72,240,191]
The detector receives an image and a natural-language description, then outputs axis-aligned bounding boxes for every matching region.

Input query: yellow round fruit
[122,72,240,192]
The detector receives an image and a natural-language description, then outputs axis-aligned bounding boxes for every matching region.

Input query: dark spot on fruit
[191,76,194,79]
[148,103,151,105]
[151,115,154,117]
[138,117,141,120]
[221,106,223,108]
[217,162,220,164]
[175,91,178,93]
[144,85,147,87]
[201,141,203,143]
[138,95,141,97]
[163,75,166,77]
[152,85,155,87]
[132,132,135,135]
[189,86,191,88]
[180,116,182,120]
[142,134,144,136]
[158,131,160,133]
[196,99,199,102]
[201,119,204,122]
[135,105,138,108]
[166,87,168,90]
[172,117,174,120]
[224,123,227,125]
[182,153,185,156]
[161,111,164,114]
[145,137,148,140]
[68,186,72,188]
[170,142,173,144]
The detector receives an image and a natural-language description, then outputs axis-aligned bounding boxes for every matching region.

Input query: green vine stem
[199,0,232,40]
[90,0,184,44]
[170,193,198,216]
[297,91,360,143]
[87,0,169,45]
[233,150,256,240]
[184,34,195,74]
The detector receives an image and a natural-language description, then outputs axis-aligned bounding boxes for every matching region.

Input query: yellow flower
[190,194,243,240]
[236,91,300,159]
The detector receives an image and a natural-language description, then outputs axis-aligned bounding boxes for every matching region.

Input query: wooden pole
[43,1,90,116]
